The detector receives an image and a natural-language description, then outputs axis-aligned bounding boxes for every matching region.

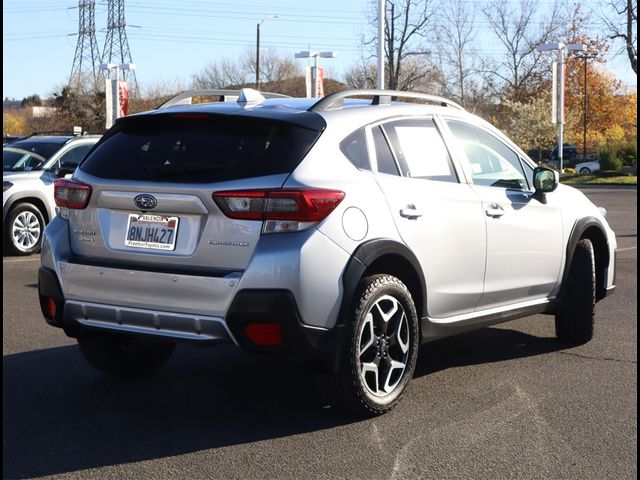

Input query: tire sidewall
[348,275,419,411]
[556,239,596,343]
[5,203,45,255]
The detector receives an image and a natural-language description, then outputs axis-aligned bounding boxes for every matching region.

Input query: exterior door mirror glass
[533,167,559,193]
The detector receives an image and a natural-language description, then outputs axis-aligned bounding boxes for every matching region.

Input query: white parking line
[2,257,41,263]
[617,246,637,252]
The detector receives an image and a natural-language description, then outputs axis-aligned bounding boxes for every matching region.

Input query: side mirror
[533,167,559,203]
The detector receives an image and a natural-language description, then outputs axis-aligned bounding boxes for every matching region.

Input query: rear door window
[80,115,322,183]
[381,118,458,183]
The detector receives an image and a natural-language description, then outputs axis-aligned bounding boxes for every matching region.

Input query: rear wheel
[323,274,419,417]
[579,167,591,174]
[77,332,175,377]
[4,203,45,256]
[555,239,596,344]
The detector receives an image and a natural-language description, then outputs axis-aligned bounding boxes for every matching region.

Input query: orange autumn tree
[565,57,637,155]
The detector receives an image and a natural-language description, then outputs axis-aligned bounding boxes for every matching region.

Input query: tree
[20,95,42,108]
[498,94,557,153]
[481,0,567,102]
[564,58,637,150]
[49,83,105,134]
[602,0,638,74]
[433,0,478,107]
[368,0,434,90]
[192,48,300,90]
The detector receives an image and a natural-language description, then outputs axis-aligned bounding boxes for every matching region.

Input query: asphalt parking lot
[3,187,637,480]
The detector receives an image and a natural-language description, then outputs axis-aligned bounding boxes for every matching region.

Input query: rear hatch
[63,112,324,272]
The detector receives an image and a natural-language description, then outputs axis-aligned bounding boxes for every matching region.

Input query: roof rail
[157,88,291,109]
[24,131,79,138]
[308,89,465,112]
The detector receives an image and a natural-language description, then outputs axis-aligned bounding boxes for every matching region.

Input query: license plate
[125,214,179,251]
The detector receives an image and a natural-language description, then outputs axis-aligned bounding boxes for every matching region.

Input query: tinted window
[5,141,63,161]
[340,128,370,170]
[382,118,458,182]
[58,144,94,167]
[372,126,399,176]
[3,147,47,172]
[447,120,528,190]
[80,116,322,183]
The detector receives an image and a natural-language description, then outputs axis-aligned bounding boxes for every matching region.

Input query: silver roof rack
[308,89,465,112]
[157,88,291,109]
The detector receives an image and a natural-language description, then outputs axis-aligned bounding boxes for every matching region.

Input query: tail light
[213,189,345,233]
[54,179,92,209]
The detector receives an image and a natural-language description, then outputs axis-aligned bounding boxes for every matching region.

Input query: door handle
[485,203,505,218]
[400,206,424,219]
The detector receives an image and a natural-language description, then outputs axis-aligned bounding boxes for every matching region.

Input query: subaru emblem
[134,194,157,210]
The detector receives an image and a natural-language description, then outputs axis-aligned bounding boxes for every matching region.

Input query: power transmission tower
[102,0,138,91]
[69,0,101,88]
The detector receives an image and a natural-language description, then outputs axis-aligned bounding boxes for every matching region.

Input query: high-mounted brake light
[54,179,92,209]
[212,189,345,233]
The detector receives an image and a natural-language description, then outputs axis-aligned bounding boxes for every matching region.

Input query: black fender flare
[322,238,425,373]
[557,216,611,306]
[337,238,426,324]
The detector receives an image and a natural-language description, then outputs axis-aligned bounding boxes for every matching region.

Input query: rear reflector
[54,179,92,209]
[45,297,57,319]
[213,189,345,233]
[243,323,282,347]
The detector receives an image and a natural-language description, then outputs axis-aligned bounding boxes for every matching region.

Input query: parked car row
[3,133,101,255]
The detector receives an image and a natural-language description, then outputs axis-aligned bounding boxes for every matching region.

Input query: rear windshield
[80,115,322,183]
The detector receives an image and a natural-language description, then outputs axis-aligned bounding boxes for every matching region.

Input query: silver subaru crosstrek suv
[39,89,616,416]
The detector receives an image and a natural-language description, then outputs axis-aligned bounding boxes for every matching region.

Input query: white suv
[38,89,616,416]
[3,134,100,255]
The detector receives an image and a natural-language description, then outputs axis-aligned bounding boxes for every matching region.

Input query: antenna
[69,0,101,88]
[102,0,138,92]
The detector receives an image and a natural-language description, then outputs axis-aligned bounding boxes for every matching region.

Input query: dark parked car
[549,144,579,166]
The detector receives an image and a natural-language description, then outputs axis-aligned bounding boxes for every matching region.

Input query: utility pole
[102,0,138,92]
[575,53,597,159]
[256,15,279,91]
[69,0,101,88]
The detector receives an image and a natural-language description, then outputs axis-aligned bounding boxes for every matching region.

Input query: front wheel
[555,239,596,344]
[77,333,176,377]
[580,167,591,174]
[324,274,419,417]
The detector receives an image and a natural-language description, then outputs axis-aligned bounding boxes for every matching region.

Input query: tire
[77,333,176,377]
[580,167,591,174]
[4,203,45,256]
[322,274,420,417]
[555,239,596,344]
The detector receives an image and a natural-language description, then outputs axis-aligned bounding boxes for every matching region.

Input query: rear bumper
[38,267,342,369]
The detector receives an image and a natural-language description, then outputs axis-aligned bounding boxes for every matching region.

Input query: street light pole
[256,14,278,91]
[294,50,338,98]
[536,42,585,173]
